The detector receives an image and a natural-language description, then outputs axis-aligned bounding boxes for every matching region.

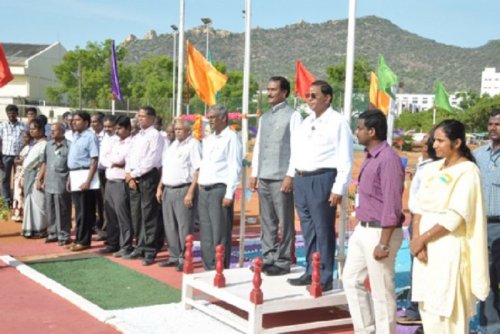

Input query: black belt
[165,183,191,189]
[295,168,336,177]
[69,167,89,171]
[200,183,225,191]
[359,221,403,228]
[488,216,500,224]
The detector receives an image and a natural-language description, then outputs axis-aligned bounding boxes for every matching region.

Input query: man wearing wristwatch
[343,109,405,333]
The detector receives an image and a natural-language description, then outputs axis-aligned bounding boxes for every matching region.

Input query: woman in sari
[410,119,489,333]
[21,119,48,238]
[11,131,32,222]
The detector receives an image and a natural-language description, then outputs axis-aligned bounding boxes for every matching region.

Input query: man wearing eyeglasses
[287,80,353,292]
[475,108,500,333]
[249,76,302,276]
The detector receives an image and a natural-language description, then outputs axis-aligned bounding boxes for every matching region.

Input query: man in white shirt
[156,119,202,271]
[98,116,133,257]
[287,80,353,291]
[249,76,302,276]
[124,106,165,266]
[91,112,107,237]
[198,105,243,270]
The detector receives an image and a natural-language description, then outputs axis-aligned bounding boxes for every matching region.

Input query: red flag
[0,44,13,88]
[295,60,316,101]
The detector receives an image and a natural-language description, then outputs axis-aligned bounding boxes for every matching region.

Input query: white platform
[182,266,352,334]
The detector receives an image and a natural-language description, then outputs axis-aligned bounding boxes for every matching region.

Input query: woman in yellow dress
[410,119,489,333]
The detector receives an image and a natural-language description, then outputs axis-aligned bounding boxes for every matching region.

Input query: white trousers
[342,224,403,334]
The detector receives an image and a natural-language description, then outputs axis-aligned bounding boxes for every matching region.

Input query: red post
[183,234,194,274]
[213,244,226,288]
[309,252,322,298]
[250,257,263,305]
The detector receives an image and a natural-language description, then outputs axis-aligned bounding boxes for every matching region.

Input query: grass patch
[29,256,181,310]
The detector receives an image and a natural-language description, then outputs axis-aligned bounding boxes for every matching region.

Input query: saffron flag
[186,41,227,106]
[111,40,123,101]
[434,80,453,113]
[369,72,391,114]
[295,60,316,101]
[377,55,398,99]
[0,44,13,88]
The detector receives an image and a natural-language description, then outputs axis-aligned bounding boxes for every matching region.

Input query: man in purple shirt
[343,109,405,334]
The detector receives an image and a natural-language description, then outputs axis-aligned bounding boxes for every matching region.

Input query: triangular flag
[369,72,391,114]
[377,55,398,99]
[110,40,123,101]
[0,44,13,88]
[186,41,227,106]
[434,80,453,113]
[295,60,316,101]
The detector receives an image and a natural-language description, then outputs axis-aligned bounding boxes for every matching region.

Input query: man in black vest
[249,76,302,276]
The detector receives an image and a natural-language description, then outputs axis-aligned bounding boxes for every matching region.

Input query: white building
[0,42,66,106]
[396,93,461,114]
[480,67,500,97]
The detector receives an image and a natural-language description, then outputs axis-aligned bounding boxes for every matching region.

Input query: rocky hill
[122,16,500,93]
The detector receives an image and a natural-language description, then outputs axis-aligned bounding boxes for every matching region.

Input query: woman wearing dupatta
[21,119,48,238]
[410,119,490,333]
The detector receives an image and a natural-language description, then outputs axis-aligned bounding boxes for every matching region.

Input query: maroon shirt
[356,141,405,227]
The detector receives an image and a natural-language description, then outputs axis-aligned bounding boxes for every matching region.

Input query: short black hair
[114,115,131,128]
[140,105,156,117]
[311,80,333,98]
[36,114,48,127]
[29,118,45,132]
[62,111,72,118]
[92,112,105,123]
[6,104,18,114]
[103,115,115,124]
[269,76,290,98]
[26,107,38,115]
[491,108,500,118]
[358,109,387,141]
[74,111,91,125]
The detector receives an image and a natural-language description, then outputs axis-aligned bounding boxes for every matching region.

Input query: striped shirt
[0,120,27,156]
[474,143,500,217]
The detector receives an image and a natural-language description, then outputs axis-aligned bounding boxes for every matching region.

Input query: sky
[1,0,499,51]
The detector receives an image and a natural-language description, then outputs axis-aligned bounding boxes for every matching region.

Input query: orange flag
[186,41,227,106]
[0,44,13,88]
[369,72,390,114]
[295,60,316,101]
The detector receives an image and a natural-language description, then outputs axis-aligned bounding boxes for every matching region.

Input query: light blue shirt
[67,129,99,170]
[474,143,500,217]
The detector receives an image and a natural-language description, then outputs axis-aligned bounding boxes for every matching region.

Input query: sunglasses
[305,92,319,99]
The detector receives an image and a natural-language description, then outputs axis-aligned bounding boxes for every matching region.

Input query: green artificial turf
[29,256,181,310]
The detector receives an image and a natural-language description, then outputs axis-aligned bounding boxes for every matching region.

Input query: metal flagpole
[238,0,251,267]
[338,0,357,278]
[171,25,178,120]
[175,0,185,117]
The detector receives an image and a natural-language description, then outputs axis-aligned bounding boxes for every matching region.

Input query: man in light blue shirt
[475,108,500,333]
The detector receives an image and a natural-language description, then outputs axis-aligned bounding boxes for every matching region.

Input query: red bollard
[250,257,263,305]
[309,252,322,298]
[213,244,226,288]
[183,234,194,274]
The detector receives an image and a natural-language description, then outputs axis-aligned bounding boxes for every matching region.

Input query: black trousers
[130,169,162,259]
[72,190,97,246]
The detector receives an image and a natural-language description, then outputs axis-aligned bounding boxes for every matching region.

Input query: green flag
[377,55,398,98]
[434,80,453,113]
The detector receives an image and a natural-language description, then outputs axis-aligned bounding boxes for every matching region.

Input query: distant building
[0,42,66,106]
[480,67,500,97]
[395,93,461,113]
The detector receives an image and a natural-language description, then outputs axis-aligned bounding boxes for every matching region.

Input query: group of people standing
[0,75,498,333]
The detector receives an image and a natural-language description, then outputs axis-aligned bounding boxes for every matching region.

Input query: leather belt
[488,216,500,224]
[165,183,191,189]
[295,168,336,177]
[200,183,226,191]
[360,221,382,228]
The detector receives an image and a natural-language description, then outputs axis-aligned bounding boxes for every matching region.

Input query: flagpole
[336,0,357,278]
[175,0,185,117]
[112,99,115,115]
[238,0,252,268]
[433,106,436,125]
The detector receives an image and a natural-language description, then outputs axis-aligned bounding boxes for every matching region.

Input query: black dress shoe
[45,237,58,243]
[265,265,291,276]
[159,259,179,267]
[142,257,154,266]
[249,263,273,274]
[123,250,143,259]
[307,280,333,292]
[113,249,132,258]
[58,239,72,246]
[97,247,119,254]
[176,263,184,272]
[287,273,312,286]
